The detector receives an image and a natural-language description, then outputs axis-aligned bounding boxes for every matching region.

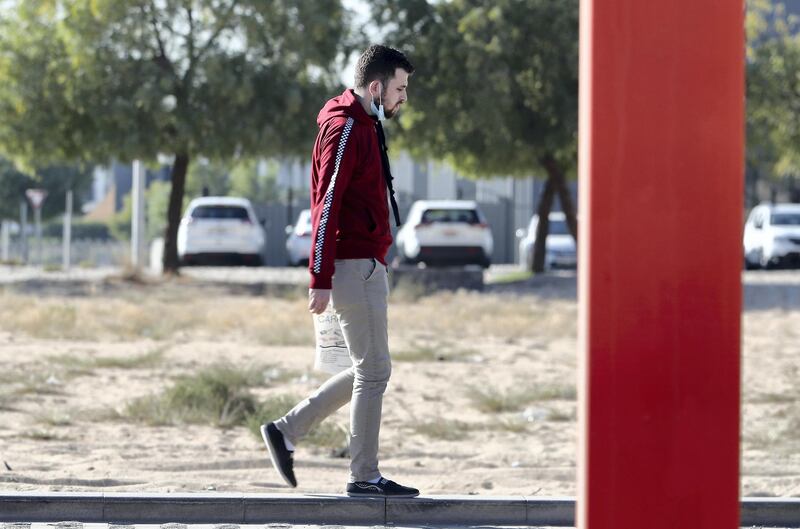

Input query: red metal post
[577,2,744,528]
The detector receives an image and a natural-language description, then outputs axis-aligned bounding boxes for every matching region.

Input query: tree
[110,179,173,241]
[0,157,92,222]
[0,0,358,273]
[746,0,800,204]
[185,158,233,199]
[229,158,281,203]
[182,157,281,203]
[371,0,579,272]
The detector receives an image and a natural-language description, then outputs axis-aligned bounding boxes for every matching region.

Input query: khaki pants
[275,258,391,482]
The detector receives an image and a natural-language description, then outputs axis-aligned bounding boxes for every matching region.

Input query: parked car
[743,202,800,269]
[285,209,312,266]
[395,200,493,267]
[517,212,577,271]
[177,196,265,266]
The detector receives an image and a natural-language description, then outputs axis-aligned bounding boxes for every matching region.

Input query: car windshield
[771,213,800,226]
[191,205,250,220]
[421,209,480,224]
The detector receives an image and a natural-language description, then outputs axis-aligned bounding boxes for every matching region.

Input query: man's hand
[308,288,331,314]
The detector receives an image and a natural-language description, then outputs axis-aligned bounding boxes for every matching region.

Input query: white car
[743,202,800,269]
[517,212,577,270]
[285,209,312,266]
[395,200,493,268]
[177,197,265,266]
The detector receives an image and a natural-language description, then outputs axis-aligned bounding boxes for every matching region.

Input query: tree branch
[192,0,240,68]
[186,3,195,60]
[145,1,177,79]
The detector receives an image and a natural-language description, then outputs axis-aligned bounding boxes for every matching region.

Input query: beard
[383,102,402,119]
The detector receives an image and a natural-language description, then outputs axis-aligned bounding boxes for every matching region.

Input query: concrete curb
[0,493,798,526]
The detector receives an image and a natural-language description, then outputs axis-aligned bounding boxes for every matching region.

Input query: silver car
[285,209,312,266]
[517,212,577,270]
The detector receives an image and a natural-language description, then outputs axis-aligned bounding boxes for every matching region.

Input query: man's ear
[370,80,382,98]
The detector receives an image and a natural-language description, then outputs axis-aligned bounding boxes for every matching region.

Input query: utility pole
[25,189,47,266]
[131,160,146,270]
[0,220,9,263]
[62,190,73,270]
[19,200,28,264]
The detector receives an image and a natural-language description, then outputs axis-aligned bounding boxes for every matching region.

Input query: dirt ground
[0,270,797,497]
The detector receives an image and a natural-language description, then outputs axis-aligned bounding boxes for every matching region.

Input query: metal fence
[1,237,129,267]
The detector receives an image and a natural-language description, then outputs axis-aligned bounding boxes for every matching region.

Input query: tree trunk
[162,152,190,275]
[531,175,556,273]
[541,154,578,241]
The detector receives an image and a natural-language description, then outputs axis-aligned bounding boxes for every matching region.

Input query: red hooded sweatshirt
[308,89,392,289]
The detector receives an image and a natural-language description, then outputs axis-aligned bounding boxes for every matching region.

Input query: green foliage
[145,180,173,239]
[229,159,281,203]
[0,1,356,270]
[0,157,93,221]
[184,157,280,203]
[110,179,180,240]
[43,221,112,240]
[0,0,351,165]
[746,0,800,181]
[372,0,579,178]
[185,159,232,199]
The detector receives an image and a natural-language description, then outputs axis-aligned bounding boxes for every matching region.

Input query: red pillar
[577,2,744,529]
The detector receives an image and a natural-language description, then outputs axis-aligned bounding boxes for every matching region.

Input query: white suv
[395,200,493,268]
[743,202,800,269]
[177,197,265,266]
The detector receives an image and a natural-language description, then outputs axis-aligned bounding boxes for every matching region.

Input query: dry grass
[122,364,346,452]
[124,363,264,427]
[467,384,576,414]
[0,288,314,344]
[393,341,478,362]
[391,290,577,342]
[1,279,798,496]
[244,393,347,452]
[48,348,166,370]
[0,285,575,346]
[490,417,530,433]
[34,411,73,427]
[413,419,472,441]
[21,430,71,441]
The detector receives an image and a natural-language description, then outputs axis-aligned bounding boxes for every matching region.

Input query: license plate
[442,229,457,237]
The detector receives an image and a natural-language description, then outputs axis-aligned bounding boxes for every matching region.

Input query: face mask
[370,83,386,122]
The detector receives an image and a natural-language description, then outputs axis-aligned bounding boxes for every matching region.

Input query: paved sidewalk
[2,525,533,529]
[1,493,799,528]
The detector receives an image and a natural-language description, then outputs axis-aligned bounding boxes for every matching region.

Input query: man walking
[260,45,418,498]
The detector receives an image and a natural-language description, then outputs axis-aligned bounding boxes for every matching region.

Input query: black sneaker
[261,422,297,487]
[346,477,419,498]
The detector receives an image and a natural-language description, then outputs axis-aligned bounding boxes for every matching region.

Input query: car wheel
[245,255,263,267]
[759,251,774,270]
[398,246,414,265]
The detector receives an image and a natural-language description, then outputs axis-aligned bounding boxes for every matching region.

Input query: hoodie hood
[317,89,375,128]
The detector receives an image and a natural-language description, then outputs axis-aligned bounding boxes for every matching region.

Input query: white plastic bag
[313,304,351,374]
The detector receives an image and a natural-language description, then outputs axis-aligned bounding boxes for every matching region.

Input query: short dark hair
[354,45,414,89]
